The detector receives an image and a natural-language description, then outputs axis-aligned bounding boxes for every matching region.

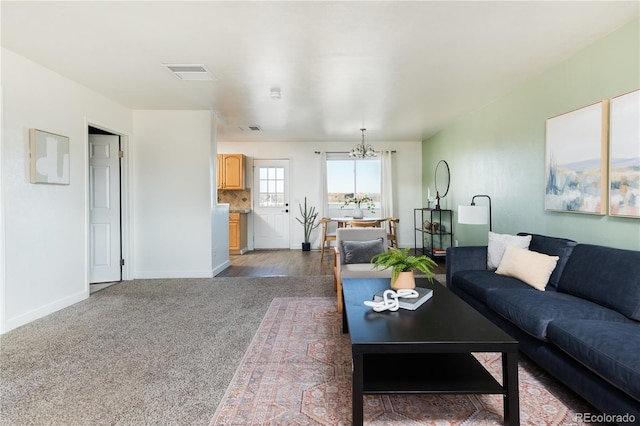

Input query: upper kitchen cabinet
[217,154,245,190]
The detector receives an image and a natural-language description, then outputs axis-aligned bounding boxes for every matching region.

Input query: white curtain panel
[320,151,328,217]
[315,151,328,249]
[381,150,394,218]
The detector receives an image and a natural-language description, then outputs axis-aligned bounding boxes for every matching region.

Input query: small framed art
[29,129,70,184]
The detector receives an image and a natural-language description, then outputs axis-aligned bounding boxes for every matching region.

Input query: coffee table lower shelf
[362,352,505,395]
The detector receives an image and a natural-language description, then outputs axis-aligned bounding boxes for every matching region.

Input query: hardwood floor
[215,249,446,277]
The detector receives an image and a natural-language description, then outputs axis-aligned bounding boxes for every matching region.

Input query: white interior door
[253,159,290,249]
[89,134,121,283]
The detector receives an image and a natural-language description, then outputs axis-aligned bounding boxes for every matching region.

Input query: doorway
[252,159,290,249]
[88,126,122,288]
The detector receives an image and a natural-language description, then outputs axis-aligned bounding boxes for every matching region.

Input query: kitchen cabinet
[229,212,248,254]
[217,154,245,190]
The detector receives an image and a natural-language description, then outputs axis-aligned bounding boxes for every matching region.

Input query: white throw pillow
[487,232,532,270]
[495,245,560,291]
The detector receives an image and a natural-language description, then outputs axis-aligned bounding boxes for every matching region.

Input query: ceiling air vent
[162,64,214,81]
[238,125,262,131]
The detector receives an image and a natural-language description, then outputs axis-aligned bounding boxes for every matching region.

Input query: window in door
[326,153,381,217]
[258,166,285,207]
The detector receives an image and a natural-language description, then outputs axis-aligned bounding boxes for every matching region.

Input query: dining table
[331,217,385,227]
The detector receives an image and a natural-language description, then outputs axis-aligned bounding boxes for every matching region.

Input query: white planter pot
[353,205,364,219]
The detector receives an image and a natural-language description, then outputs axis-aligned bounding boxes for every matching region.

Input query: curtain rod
[314,150,396,154]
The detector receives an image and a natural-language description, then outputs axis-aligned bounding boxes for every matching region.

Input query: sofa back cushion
[517,233,577,289]
[557,244,640,321]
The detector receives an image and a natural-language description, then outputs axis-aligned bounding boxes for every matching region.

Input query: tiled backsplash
[218,189,252,210]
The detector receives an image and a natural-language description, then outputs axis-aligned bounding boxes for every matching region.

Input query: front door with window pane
[253,159,290,249]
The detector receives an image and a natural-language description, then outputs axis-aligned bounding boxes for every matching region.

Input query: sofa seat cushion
[452,270,531,303]
[486,289,632,341]
[547,320,640,400]
[341,263,392,279]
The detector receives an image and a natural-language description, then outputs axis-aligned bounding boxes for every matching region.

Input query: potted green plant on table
[341,194,375,219]
[296,197,319,251]
[372,247,437,290]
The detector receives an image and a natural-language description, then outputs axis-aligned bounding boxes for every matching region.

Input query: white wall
[132,110,214,278]
[211,121,231,275]
[1,48,133,333]
[218,140,422,249]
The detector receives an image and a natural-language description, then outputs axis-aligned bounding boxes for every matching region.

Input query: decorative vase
[392,271,416,290]
[352,204,364,219]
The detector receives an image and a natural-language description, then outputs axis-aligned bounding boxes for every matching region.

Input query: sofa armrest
[446,246,488,287]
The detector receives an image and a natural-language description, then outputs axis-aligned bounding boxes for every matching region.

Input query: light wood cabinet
[229,212,247,254]
[217,154,245,190]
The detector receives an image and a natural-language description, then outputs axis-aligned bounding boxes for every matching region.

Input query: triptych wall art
[544,89,640,218]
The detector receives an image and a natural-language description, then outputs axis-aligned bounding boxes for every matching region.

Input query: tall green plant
[296,197,320,243]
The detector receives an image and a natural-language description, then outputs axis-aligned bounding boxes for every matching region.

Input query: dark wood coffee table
[342,277,519,425]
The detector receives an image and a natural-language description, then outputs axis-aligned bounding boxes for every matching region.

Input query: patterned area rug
[210,297,594,425]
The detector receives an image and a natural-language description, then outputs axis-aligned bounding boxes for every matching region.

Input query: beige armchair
[333,228,392,313]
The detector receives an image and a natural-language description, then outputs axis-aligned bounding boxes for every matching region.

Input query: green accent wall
[422,19,640,250]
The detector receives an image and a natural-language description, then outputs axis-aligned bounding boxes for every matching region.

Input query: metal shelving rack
[414,208,453,259]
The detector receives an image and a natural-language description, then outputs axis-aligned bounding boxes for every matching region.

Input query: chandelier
[349,128,377,159]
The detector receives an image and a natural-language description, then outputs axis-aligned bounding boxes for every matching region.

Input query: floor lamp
[458,195,492,232]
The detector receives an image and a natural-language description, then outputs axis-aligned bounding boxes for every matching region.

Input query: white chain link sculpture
[363,289,419,312]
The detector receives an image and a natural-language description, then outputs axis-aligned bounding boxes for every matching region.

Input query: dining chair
[319,218,337,261]
[386,217,399,247]
[348,220,381,228]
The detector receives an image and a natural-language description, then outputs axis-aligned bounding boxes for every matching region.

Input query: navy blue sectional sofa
[446,233,640,421]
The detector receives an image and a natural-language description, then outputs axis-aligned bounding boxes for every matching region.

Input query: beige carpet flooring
[0,276,335,425]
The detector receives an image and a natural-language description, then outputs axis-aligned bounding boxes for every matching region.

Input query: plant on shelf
[296,197,320,251]
[372,247,437,290]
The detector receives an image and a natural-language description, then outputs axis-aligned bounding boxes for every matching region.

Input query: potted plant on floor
[372,247,437,290]
[296,197,319,251]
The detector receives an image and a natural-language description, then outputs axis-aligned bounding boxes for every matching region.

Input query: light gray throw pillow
[341,238,385,264]
[487,231,532,270]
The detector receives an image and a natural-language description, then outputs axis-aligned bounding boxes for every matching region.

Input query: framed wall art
[544,101,608,214]
[29,129,70,184]
[609,89,640,218]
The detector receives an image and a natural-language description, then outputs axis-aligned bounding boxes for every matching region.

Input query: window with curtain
[325,153,381,217]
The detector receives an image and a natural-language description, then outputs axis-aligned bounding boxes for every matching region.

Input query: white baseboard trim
[4,290,87,334]
[212,260,231,277]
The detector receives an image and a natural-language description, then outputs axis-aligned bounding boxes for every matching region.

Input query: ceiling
[2,1,638,143]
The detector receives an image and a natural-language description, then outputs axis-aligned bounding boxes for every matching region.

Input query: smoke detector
[162,64,215,81]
